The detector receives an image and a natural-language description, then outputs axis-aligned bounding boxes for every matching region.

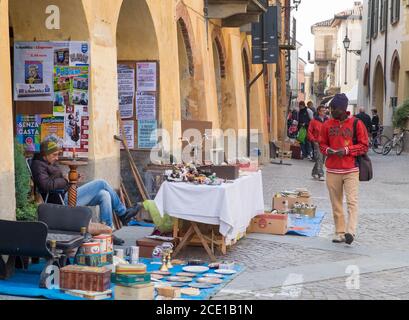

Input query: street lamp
[342,34,361,86]
[282,0,302,12]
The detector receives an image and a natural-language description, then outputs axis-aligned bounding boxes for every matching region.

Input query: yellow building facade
[0,0,291,220]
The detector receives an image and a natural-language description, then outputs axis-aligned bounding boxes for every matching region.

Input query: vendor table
[154,171,264,261]
[59,160,88,207]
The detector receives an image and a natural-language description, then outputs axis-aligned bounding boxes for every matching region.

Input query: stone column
[82,0,123,188]
[0,0,16,220]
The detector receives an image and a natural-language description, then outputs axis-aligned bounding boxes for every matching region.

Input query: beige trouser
[326,172,359,236]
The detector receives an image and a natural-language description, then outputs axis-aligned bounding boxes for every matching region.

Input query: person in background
[307,101,317,117]
[319,94,369,245]
[371,109,380,143]
[308,105,329,181]
[31,140,141,245]
[355,107,372,134]
[287,107,299,139]
[298,101,313,160]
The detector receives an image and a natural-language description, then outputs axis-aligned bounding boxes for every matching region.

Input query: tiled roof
[312,18,334,28]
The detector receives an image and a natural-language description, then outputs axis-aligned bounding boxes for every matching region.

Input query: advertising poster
[63,105,89,158]
[16,115,42,152]
[136,62,156,92]
[14,42,54,101]
[118,65,135,119]
[136,92,156,120]
[138,120,157,149]
[69,42,90,66]
[119,121,135,150]
[40,116,65,148]
[53,42,70,67]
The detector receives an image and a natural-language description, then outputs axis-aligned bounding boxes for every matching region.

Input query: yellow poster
[40,115,65,148]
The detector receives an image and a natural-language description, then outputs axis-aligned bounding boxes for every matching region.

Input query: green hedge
[393,99,409,129]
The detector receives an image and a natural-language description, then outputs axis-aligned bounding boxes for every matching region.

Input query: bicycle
[369,126,389,154]
[382,129,408,156]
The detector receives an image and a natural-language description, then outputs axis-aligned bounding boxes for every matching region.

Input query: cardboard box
[114,283,154,300]
[247,213,288,235]
[272,196,312,211]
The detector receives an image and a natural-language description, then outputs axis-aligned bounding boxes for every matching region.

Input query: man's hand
[327,148,337,155]
[334,149,346,157]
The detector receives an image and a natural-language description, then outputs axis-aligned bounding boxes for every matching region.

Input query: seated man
[31,141,140,245]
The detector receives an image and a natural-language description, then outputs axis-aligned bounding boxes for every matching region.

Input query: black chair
[0,220,60,288]
[37,204,93,265]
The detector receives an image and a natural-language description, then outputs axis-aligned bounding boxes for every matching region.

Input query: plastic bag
[143,200,174,233]
[296,126,307,144]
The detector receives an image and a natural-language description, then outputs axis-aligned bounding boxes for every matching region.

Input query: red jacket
[308,116,328,143]
[319,117,369,174]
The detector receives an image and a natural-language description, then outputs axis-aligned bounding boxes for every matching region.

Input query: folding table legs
[173,222,217,262]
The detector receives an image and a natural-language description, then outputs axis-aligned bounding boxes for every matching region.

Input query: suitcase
[136,238,178,258]
[290,145,302,160]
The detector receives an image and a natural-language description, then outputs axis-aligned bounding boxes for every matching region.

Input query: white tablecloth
[154,171,265,244]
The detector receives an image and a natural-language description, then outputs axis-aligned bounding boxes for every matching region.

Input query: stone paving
[2,151,409,300]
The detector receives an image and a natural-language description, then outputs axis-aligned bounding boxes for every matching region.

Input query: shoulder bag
[353,118,373,182]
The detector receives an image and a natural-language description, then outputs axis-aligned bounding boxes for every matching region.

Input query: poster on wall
[117,65,135,119]
[69,42,90,66]
[138,120,157,149]
[16,115,42,152]
[40,116,65,148]
[63,105,89,158]
[136,62,156,92]
[119,120,135,150]
[14,42,54,101]
[136,92,156,120]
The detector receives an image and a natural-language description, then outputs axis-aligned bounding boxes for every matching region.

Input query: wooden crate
[60,266,111,292]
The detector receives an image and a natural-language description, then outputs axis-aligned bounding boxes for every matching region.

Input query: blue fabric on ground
[127,221,155,228]
[0,258,244,300]
[286,211,326,237]
[140,258,245,300]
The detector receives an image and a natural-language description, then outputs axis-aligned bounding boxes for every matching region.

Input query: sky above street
[293,0,360,71]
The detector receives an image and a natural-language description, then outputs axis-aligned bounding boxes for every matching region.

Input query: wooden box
[290,145,302,160]
[272,195,312,211]
[199,165,239,180]
[60,266,112,292]
[136,238,178,258]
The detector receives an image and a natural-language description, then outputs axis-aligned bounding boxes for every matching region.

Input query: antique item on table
[188,283,215,289]
[171,259,187,266]
[63,289,112,300]
[176,272,197,278]
[182,266,209,274]
[80,242,101,255]
[203,273,224,279]
[219,261,235,270]
[115,249,125,259]
[60,265,111,292]
[93,234,113,253]
[214,269,237,275]
[187,259,206,266]
[151,274,164,280]
[168,282,189,288]
[197,277,223,285]
[181,288,201,296]
[114,283,154,300]
[159,253,169,272]
[76,252,113,267]
[113,273,151,286]
[137,237,178,258]
[113,256,128,267]
[151,270,171,276]
[129,246,140,264]
[166,276,194,283]
[199,165,239,180]
[116,264,147,275]
[208,262,221,269]
[157,286,181,298]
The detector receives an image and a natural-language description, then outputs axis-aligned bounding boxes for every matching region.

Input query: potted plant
[393,99,409,130]
[14,141,38,222]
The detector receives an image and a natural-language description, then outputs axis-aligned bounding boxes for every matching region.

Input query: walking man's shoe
[312,174,318,180]
[345,233,355,245]
[319,176,325,182]
[332,233,346,243]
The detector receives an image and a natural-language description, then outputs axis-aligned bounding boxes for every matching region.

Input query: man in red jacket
[308,105,329,181]
[319,94,369,245]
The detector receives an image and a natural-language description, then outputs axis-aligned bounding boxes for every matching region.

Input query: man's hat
[40,140,61,156]
[329,94,349,111]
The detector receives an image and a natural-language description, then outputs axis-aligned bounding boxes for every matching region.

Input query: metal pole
[247,65,265,157]
[345,48,348,86]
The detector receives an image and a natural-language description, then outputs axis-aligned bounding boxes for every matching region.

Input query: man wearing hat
[31,140,140,245]
[319,94,369,245]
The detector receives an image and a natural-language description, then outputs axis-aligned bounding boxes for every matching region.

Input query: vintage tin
[116,264,147,275]
[113,273,151,286]
[81,242,101,255]
[93,234,113,253]
[60,265,111,292]
[76,252,113,267]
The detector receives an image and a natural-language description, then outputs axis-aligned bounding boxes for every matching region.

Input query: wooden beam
[208,3,248,19]
[221,13,261,27]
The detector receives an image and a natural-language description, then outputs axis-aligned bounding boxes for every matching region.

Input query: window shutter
[367,0,372,40]
[373,0,379,38]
